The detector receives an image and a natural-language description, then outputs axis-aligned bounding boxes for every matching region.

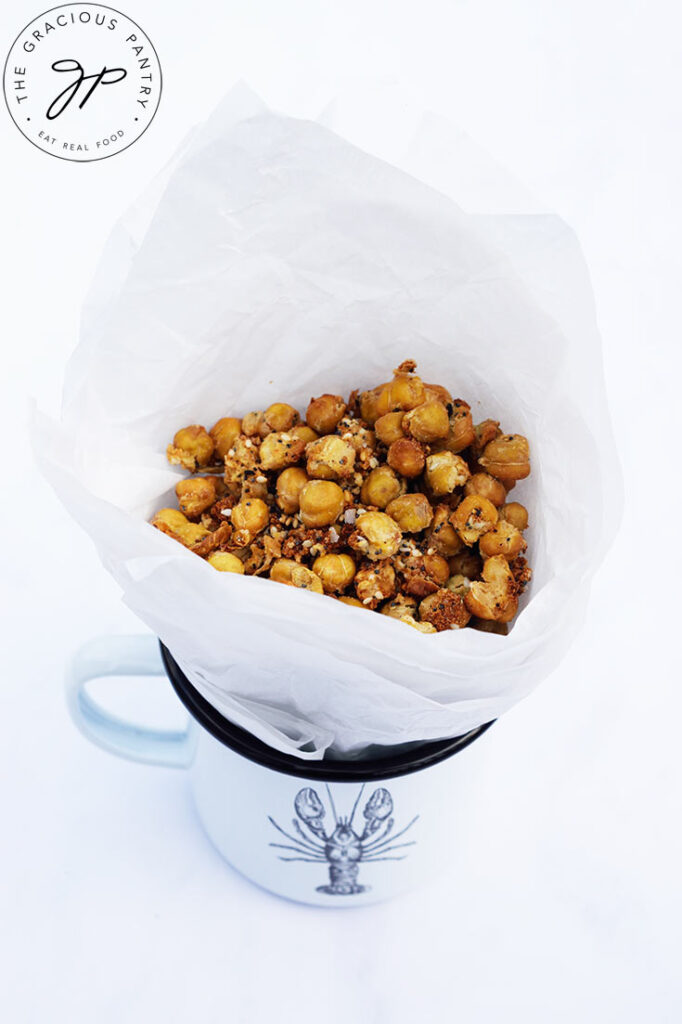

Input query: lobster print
[269,784,418,895]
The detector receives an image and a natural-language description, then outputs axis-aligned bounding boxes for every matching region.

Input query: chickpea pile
[153,361,532,635]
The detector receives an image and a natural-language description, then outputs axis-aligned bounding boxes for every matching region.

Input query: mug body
[188,722,491,907]
[67,635,493,908]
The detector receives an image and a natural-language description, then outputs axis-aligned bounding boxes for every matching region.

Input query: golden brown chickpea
[290,565,324,593]
[166,425,215,470]
[419,589,471,631]
[338,596,366,608]
[445,574,471,596]
[479,520,527,560]
[290,424,319,444]
[241,477,269,502]
[360,465,404,509]
[231,498,269,536]
[439,400,475,454]
[358,387,381,425]
[500,501,529,531]
[264,403,300,433]
[299,481,345,527]
[258,432,306,471]
[306,435,356,480]
[387,437,426,478]
[306,394,346,434]
[223,435,260,483]
[464,472,507,507]
[313,553,356,593]
[354,560,397,607]
[207,551,245,574]
[465,555,518,622]
[270,558,299,584]
[423,553,450,586]
[425,451,470,496]
[351,511,403,560]
[479,434,530,485]
[471,419,501,458]
[448,549,483,579]
[451,495,499,545]
[403,401,450,443]
[386,493,434,533]
[381,594,418,619]
[241,411,265,437]
[276,467,309,514]
[209,417,242,459]
[426,505,463,557]
[423,383,453,404]
[374,411,406,446]
[400,615,438,634]
[374,364,426,417]
[152,508,210,547]
[175,477,217,517]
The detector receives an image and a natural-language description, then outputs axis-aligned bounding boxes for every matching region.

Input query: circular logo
[3,3,161,161]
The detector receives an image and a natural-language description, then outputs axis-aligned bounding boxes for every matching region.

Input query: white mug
[67,635,494,907]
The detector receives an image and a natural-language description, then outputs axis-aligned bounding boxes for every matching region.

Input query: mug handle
[66,635,193,768]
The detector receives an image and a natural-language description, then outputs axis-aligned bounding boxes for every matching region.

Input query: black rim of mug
[160,643,494,782]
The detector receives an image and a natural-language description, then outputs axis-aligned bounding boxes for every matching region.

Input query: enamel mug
[67,635,494,907]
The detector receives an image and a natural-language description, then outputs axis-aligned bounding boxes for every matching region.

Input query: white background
[1,1,680,1021]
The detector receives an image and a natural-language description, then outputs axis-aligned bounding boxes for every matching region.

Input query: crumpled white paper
[37,85,621,758]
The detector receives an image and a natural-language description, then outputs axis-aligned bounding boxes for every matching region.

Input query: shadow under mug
[67,635,494,907]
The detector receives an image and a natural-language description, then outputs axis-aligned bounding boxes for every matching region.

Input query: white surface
[0,1,680,1021]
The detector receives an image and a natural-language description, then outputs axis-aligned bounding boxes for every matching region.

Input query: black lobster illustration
[268,784,418,895]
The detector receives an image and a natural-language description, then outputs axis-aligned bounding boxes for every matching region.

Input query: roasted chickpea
[423,383,452,404]
[175,477,217,517]
[258,432,306,471]
[465,555,518,622]
[358,387,381,425]
[306,394,346,434]
[400,616,437,634]
[223,435,260,483]
[419,589,471,631]
[299,481,345,527]
[231,498,269,536]
[264,403,299,433]
[425,451,470,496]
[354,560,397,607]
[386,493,433,533]
[290,565,324,593]
[360,465,403,509]
[423,553,450,586]
[426,504,463,557]
[374,363,426,417]
[464,472,507,507]
[290,424,319,444]
[472,419,501,458]
[403,400,450,443]
[276,467,309,514]
[500,502,529,531]
[479,434,530,485]
[338,596,366,608]
[270,558,299,584]
[374,411,406,446]
[166,425,214,471]
[306,435,356,480]
[479,519,527,560]
[387,437,426,478]
[448,549,483,579]
[152,508,209,547]
[451,495,498,545]
[209,417,242,459]
[313,553,356,593]
[207,551,245,574]
[241,411,265,437]
[445,574,471,596]
[351,511,403,560]
[438,400,475,454]
[381,594,418,619]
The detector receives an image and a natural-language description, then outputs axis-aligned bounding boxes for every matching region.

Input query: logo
[3,4,161,161]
